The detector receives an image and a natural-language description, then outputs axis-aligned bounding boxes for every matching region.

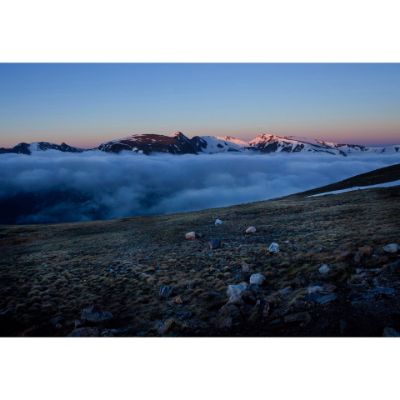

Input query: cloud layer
[0,151,398,224]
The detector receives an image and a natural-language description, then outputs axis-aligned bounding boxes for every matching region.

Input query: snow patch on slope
[309,179,400,197]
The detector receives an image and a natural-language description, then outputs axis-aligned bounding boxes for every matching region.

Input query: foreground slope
[0,168,399,337]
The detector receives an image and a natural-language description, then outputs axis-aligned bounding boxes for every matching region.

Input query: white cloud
[0,150,398,224]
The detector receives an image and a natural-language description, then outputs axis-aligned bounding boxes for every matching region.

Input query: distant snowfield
[309,179,400,197]
[0,151,399,223]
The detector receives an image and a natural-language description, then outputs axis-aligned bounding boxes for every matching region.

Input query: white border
[0,0,399,62]
[0,338,399,400]
[1,1,400,399]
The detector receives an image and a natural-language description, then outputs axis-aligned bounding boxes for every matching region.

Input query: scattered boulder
[247,299,270,323]
[217,303,242,329]
[226,282,248,303]
[353,251,363,264]
[369,286,396,297]
[202,290,226,310]
[278,286,292,296]
[214,218,223,226]
[358,245,373,257]
[262,301,270,318]
[74,319,83,329]
[383,243,399,253]
[319,264,331,274]
[383,327,400,337]
[50,315,64,329]
[158,318,176,335]
[387,259,400,273]
[249,273,266,286]
[185,231,196,240]
[240,289,257,305]
[208,239,221,250]
[100,328,121,337]
[173,295,183,304]
[335,250,352,262]
[241,261,250,273]
[159,285,174,299]
[80,305,113,324]
[315,293,337,305]
[284,312,311,325]
[268,242,280,253]
[68,327,100,337]
[307,285,324,294]
[245,226,256,234]
[323,284,337,292]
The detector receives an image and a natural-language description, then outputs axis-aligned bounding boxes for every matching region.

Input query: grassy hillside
[297,162,400,197]
[0,165,399,337]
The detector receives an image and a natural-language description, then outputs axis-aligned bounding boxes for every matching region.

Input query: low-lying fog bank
[0,151,398,224]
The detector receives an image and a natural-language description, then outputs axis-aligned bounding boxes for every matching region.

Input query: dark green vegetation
[0,164,399,336]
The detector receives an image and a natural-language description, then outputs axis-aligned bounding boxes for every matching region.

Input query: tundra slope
[0,164,399,336]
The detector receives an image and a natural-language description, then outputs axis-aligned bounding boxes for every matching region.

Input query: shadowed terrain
[0,164,399,337]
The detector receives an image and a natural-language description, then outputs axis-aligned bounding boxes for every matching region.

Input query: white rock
[227,282,248,303]
[278,287,292,296]
[383,327,400,337]
[383,243,399,253]
[268,242,280,253]
[241,261,250,273]
[185,231,196,240]
[249,273,266,285]
[245,226,256,234]
[215,218,223,226]
[319,264,331,274]
[307,285,324,294]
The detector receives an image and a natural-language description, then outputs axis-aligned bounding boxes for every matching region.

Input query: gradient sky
[0,63,399,147]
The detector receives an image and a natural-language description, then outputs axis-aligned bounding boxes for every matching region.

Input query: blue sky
[0,63,399,147]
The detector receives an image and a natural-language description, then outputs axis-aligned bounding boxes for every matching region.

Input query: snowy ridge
[218,136,249,147]
[196,136,245,153]
[1,132,400,156]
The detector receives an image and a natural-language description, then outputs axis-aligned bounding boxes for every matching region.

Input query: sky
[0,63,399,147]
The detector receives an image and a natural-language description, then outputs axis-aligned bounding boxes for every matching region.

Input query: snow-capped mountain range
[1,132,399,156]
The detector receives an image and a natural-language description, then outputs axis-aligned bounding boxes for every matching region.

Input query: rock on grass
[81,305,113,323]
[383,243,399,253]
[227,282,248,303]
[159,285,174,299]
[319,264,331,274]
[268,242,279,253]
[68,327,100,337]
[249,273,266,286]
[185,232,196,240]
[245,226,256,234]
[208,239,221,250]
[383,327,400,337]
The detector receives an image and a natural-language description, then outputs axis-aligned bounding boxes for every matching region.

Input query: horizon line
[1,130,400,149]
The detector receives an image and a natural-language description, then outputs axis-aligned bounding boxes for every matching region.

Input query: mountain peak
[172,131,185,137]
[2,132,399,157]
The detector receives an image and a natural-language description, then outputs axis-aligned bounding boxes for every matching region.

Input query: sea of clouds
[0,151,398,224]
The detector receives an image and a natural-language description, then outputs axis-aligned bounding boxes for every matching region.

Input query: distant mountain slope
[98,132,198,155]
[248,134,347,155]
[0,142,84,155]
[98,132,400,156]
[248,134,400,155]
[1,132,399,156]
[296,163,400,197]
